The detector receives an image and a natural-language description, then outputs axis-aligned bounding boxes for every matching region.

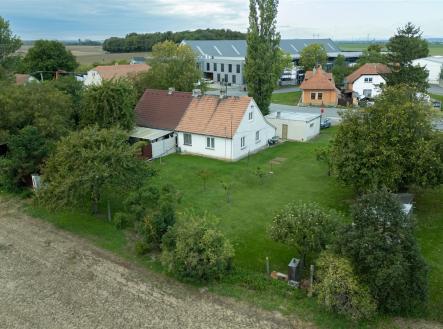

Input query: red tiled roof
[15,74,30,85]
[135,89,193,130]
[176,95,253,138]
[300,67,336,90]
[345,63,390,84]
[94,64,150,81]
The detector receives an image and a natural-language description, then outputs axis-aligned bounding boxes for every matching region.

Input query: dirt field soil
[0,198,299,329]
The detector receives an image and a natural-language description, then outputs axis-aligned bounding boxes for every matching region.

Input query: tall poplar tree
[245,0,286,115]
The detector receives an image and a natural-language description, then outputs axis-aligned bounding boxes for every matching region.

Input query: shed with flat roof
[265,112,321,142]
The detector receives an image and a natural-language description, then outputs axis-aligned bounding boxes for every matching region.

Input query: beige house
[300,67,339,106]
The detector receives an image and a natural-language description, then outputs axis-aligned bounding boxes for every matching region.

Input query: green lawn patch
[430,93,443,103]
[271,91,302,106]
[23,126,443,327]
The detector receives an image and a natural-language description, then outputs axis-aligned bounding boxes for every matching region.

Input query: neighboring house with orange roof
[299,67,339,106]
[84,63,150,86]
[176,94,276,161]
[344,63,390,102]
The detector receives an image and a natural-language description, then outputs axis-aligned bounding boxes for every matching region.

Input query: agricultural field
[337,42,443,56]
[25,127,443,328]
[17,45,151,65]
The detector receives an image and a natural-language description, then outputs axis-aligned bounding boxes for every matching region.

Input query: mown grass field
[271,91,302,105]
[337,42,443,56]
[24,127,443,327]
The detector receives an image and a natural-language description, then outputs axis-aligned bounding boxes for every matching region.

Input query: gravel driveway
[0,197,301,329]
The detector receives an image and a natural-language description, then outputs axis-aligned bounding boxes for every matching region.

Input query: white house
[176,95,276,161]
[412,56,443,85]
[83,64,150,86]
[345,63,390,102]
[266,112,320,142]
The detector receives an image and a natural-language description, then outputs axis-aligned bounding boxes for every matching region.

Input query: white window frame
[206,137,215,150]
[240,136,246,149]
[183,133,192,146]
[364,77,373,83]
[248,112,253,121]
[255,131,260,143]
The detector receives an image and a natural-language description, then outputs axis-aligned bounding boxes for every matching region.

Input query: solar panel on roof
[213,45,222,56]
[290,44,299,52]
[231,45,240,55]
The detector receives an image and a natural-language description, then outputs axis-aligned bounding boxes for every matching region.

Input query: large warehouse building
[181,39,361,86]
[412,56,443,85]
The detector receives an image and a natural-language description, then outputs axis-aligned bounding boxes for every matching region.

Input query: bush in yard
[315,251,376,321]
[268,201,339,269]
[161,212,234,281]
[119,183,179,250]
[336,189,428,314]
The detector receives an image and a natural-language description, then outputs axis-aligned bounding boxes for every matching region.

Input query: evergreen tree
[385,23,429,91]
[245,0,286,115]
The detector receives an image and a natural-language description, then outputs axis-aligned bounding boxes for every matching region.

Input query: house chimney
[192,89,202,97]
[168,87,175,95]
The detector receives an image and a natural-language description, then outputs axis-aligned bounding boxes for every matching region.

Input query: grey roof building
[181,39,361,86]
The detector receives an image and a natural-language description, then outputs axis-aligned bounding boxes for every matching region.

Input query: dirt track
[0,198,298,329]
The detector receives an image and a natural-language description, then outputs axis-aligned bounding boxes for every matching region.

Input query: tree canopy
[132,41,202,96]
[81,79,136,130]
[268,201,338,267]
[332,54,352,88]
[0,83,73,144]
[0,16,22,63]
[336,190,428,314]
[299,44,327,71]
[356,44,387,67]
[24,40,78,80]
[102,29,246,53]
[39,126,149,213]
[330,84,443,192]
[245,0,289,115]
[385,23,429,91]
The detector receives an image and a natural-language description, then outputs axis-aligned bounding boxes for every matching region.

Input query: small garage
[130,127,176,159]
[266,112,321,142]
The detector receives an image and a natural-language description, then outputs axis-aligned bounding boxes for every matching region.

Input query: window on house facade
[364,77,373,83]
[236,64,241,73]
[232,75,236,84]
[318,92,323,100]
[309,123,314,128]
[224,74,228,83]
[241,136,246,149]
[206,137,215,149]
[217,73,221,82]
[311,92,316,100]
[213,63,217,71]
[255,131,260,142]
[206,63,210,71]
[183,133,192,146]
[248,112,253,120]
[221,63,224,72]
[363,89,372,97]
[228,64,232,73]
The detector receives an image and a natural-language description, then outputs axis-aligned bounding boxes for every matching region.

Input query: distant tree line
[102,29,246,53]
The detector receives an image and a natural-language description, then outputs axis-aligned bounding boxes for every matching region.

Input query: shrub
[134,240,150,255]
[112,212,134,229]
[268,201,339,269]
[161,212,234,281]
[337,189,428,314]
[315,251,376,321]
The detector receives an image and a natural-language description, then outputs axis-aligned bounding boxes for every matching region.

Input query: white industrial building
[182,39,361,86]
[266,112,321,142]
[412,56,443,85]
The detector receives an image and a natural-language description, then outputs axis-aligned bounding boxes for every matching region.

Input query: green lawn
[23,127,443,327]
[271,91,302,106]
[430,93,443,103]
[337,42,443,56]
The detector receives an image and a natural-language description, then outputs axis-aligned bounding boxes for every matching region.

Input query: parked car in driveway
[320,118,331,129]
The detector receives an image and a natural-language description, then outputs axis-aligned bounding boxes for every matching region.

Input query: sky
[1,0,442,40]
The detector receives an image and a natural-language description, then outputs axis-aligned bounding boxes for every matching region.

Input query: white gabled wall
[177,132,233,160]
[353,74,386,98]
[176,99,275,161]
[83,70,103,86]
[231,99,276,160]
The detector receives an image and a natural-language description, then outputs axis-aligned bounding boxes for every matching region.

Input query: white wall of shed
[267,116,320,141]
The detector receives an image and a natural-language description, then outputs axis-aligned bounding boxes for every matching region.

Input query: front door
[282,124,288,140]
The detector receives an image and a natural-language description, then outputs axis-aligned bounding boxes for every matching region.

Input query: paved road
[0,198,300,329]
[429,85,443,96]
